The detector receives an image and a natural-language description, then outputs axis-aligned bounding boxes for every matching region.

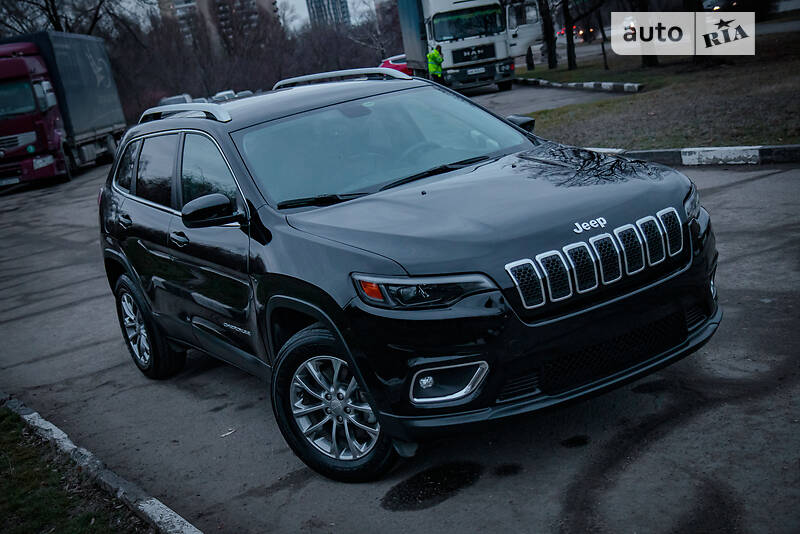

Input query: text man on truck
[398,0,541,91]
[0,32,126,186]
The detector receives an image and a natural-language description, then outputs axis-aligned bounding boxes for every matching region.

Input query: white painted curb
[2,394,202,534]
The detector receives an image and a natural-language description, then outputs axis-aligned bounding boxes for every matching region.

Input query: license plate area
[467,67,486,75]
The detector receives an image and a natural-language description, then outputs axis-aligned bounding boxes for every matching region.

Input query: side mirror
[46,92,57,109]
[506,114,535,133]
[181,193,243,228]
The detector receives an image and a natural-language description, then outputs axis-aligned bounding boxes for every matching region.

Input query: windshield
[432,6,505,41]
[234,86,533,206]
[0,80,36,119]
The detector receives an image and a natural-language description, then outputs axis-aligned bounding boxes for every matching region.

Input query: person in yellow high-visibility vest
[427,45,443,84]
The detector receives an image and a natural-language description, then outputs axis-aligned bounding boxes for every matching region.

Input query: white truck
[397,0,542,91]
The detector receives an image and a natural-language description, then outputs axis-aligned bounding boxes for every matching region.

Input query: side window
[135,134,178,207]
[115,140,140,192]
[181,134,238,207]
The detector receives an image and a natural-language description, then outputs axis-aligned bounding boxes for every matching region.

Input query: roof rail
[138,103,232,124]
[273,67,412,90]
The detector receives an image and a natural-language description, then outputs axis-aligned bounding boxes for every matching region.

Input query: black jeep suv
[99,68,721,481]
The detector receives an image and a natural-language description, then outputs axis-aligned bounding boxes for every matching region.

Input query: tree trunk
[597,11,608,70]
[636,0,658,67]
[537,0,557,69]
[562,0,577,70]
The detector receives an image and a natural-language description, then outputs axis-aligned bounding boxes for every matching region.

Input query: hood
[287,142,692,284]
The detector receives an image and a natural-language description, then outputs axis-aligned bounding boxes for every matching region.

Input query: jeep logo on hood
[573,217,608,233]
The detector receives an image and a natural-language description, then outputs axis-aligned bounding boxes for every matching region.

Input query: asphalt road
[1,163,799,533]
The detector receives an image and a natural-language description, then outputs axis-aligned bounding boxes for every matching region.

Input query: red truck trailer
[0,32,126,186]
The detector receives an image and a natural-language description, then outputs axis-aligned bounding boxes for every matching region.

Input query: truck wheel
[114,274,186,379]
[498,80,513,92]
[271,324,397,482]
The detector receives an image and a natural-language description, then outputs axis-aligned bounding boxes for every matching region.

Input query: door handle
[169,231,190,247]
[118,213,132,229]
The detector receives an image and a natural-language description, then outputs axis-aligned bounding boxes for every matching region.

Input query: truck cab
[399,0,542,90]
[0,42,69,186]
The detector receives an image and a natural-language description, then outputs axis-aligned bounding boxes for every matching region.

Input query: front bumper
[0,152,68,186]
[443,59,514,89]
[342,212,720,441]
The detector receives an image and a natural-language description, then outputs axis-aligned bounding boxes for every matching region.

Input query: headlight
[33,154,54,170]
[352,273,497,309]
[684,183,700,219]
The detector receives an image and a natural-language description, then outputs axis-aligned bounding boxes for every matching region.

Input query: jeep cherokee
[99,68,721,481]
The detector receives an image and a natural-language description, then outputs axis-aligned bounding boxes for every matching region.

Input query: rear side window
[115,140,140,192]
[181,134,238,207]
[135,134,178,207]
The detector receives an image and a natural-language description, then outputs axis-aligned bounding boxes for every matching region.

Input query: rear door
[117,133,180,324]
[165,132,257,370]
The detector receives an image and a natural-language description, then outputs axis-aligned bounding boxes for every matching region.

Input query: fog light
[710,273,717,299]
[410,361,488,404]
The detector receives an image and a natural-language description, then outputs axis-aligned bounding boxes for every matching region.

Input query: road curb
[586,144,800,166]
[1,393,203,534]
[515,77,643,93]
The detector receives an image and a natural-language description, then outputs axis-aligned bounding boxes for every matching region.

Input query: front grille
[452,44,495,63]
[497,372,540,402]
[564,243,598,293]
[538,312,687,395]
[685,304,707,329]
[505,207,687,315]
[505,260,545,309]
[658,208,683,256]
[589,234,622,284]
[614,225,645,274]
[536,252,572,301]
[637,216,666,265]
[0,135,18,149]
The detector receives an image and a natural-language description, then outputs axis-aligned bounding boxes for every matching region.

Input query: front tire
[271,324,397,482]
[114,274,185,379]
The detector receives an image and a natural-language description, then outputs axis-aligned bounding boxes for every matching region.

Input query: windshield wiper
[276,192,369,209]
[379,155,492,191]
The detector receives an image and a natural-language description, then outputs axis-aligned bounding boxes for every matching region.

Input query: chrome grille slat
[0,135,18,149]
[505,259,545,309]
[657,207,683,256]
[505,206,685,309]
[636,216,666,266]
[614,224,645,275]
[589,233,622,284]
[563,242,598,293]
[536,251,572,301]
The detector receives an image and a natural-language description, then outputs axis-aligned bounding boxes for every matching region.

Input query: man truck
[0,32,126,186]
[397,0,542,91]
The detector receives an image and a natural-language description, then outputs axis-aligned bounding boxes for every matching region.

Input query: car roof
[128,78,430,139]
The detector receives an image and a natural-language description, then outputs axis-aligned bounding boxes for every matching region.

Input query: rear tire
[114,274,185,379]
[271,324,397,482]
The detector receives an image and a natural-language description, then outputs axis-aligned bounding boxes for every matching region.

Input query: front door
[165,132,257,371]
[506,2,542,58]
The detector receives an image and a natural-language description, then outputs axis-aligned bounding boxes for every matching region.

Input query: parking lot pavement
[467,83,623,117]
[1,163,798,533]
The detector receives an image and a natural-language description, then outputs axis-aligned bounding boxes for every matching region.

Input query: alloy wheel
[290,356,380,460]
[120,292,151,367]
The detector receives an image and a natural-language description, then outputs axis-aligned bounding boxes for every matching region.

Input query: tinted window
[115,140,140,192]
[181,134,238,207]
[135,134,178,207]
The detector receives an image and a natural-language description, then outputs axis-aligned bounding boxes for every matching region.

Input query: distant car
[158,93,192,105]
[193,97,208,103]
[379,54,412,76]
[235,90,254,99]
[212,90,235,102]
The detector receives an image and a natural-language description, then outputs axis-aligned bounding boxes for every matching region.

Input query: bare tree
[537,0,558,69]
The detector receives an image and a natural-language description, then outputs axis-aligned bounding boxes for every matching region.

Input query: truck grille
[0,131,35,150]
[505,207,685,310]
[0,135,19,149]
[452,44,495,63]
